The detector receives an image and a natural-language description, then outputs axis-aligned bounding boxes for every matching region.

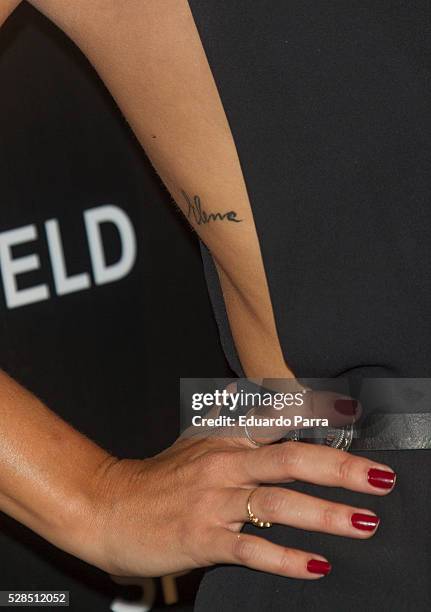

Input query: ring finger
[228,486,381,538]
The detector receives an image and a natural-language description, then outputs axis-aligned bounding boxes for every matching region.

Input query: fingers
[232,387,361,447]
[210,529,332,579]
[238,441,397,495]
[180,380,361,447]
[228,487,380,539]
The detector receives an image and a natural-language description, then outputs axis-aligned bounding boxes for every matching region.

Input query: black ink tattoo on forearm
[181,190,242,225]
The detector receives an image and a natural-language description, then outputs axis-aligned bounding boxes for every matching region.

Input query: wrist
[48,452,122,572]
[78,456,139,575]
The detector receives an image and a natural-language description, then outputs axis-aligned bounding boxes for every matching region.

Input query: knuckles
[232,535,258,564]
[319,506,337,532]
[275,441,303,472]
[259,488,286,517]
[278,548,295,573]
[336,454,356,484]
[192,449,237,482]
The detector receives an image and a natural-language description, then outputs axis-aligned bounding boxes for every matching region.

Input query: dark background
[0,3,231,609]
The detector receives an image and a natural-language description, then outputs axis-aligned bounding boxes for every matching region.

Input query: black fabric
[192,0,431,380]
[189,1,431,610]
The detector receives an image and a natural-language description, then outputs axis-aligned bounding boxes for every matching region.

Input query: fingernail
[307,559,332,576]
[351,513,380,531]
[334,399,358,416]
[368,468,396,490]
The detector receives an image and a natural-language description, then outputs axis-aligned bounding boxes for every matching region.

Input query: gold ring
[246,488,272,528]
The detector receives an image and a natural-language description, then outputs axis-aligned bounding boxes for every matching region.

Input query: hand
[86,389,396,580]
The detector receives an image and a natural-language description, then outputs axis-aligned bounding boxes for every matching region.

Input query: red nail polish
[307,559,332,576]
[334,399,358,416]
[368,468,396,490]
[351,513,380,531]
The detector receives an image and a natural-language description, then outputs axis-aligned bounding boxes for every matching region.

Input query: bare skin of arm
[0,1,21,26]
[0,1,396,580]
[29,0,292,380]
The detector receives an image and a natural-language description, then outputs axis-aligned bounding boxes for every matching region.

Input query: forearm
[29,0,293,378]
[0,0,21,27]
[0,369,112,565]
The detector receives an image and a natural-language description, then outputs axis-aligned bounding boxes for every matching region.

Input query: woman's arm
[0,369,114,567]
[28,0,293,379]
[0,1,396,582]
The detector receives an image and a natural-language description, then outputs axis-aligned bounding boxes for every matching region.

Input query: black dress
[188,2,431,610]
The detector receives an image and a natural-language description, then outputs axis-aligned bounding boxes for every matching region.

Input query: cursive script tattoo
[181,190,242,225]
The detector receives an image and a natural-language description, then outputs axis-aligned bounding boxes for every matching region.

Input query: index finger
[236,441,397,495]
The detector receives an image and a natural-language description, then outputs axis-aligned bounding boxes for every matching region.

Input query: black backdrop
[0,3,231,609]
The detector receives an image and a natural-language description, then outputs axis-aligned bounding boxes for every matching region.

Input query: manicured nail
[351,513,380,531]
[307,559,332,576]
[368,468,396,490]
[334,399,358,416]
